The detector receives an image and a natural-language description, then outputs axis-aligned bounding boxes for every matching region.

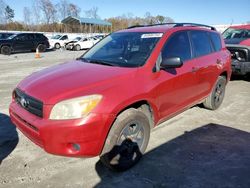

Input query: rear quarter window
[210,32,222,52]
[190,31,212,57]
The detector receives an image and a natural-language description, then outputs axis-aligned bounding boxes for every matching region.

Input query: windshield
[80,32,163,67]
[222,28,250,39]
[51,35,62,39]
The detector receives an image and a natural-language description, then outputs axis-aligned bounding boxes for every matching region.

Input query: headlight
[49,95,102,120]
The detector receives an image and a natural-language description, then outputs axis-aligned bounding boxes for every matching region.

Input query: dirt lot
[0,50,250,188]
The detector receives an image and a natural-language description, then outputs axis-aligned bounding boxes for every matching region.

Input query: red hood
[18,60,137,104]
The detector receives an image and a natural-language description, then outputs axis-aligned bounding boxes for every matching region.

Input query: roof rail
[127,22,216,31]
[174,23,216,31]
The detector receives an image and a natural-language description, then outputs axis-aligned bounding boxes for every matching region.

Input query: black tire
[37,44,46,52]
[74,44,81,51]
[203,76,227,110]
[1,46,11,55]
[54,43,60,49]
[100,108,150,171]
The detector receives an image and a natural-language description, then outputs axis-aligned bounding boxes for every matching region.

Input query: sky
[6,0,250,25]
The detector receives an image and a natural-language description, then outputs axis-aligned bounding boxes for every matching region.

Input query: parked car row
[0,32,105,55]
[48,34,103,50]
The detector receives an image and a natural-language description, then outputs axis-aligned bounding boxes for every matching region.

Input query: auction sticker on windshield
[141,33,163,38]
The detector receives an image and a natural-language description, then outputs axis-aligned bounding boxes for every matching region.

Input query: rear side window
[35,34,46,40]
[210,32,222,52]
[27,34,34,40]
[162,31,191,62]
[190,31,212,57]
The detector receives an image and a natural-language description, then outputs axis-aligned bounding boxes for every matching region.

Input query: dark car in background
[0,33,49,55]
[0,32,14,39]
[223,24,250,76]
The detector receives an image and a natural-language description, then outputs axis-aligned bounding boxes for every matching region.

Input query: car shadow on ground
[10,48,56,55]
[0,113,19,165]
[94,123,250,188]
[231,74,250,82]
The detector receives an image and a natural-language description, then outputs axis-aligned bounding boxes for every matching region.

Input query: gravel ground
[0,50,250,188]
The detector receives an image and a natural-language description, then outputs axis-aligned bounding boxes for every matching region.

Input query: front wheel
[74,44,81,51]
[203,76,227,110]
[54,43,60,49]
[100,108,150,171]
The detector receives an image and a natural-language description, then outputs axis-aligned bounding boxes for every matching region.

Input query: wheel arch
[114,100,158,129]
[220,71,229,82]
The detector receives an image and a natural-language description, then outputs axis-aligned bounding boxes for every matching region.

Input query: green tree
[5,5,14,23]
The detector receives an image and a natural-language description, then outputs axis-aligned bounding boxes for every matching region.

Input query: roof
[119,23,217,33]
[61,16,112,26]
[230,24,250,30]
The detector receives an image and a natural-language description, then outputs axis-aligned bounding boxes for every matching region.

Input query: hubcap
[117,122,144,150]
[214,83,224,105]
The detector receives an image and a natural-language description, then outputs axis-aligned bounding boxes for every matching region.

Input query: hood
[18,60,137,104]
[224,38,250,46]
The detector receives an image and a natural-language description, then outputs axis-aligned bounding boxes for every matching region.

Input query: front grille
[226,46,250,62]
[14,88,43,118]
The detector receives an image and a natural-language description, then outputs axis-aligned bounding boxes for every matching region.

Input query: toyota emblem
[20,97,28,108]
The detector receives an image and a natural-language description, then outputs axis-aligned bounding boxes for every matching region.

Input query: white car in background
[65,36,84,50]
[73,37,100,51]
[49,34,69,49]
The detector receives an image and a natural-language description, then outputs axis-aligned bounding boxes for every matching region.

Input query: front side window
[81,32,162,67]
[51,35,61,39]
[15,34,28,41]
[191,31,212,57]
[162,31,191,62]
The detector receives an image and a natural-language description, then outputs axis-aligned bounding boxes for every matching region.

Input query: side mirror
[160,57,183,69]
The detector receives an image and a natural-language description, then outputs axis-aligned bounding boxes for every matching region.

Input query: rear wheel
[203,76,227,110]
[1,46,11,55]
[37,44,46,52]
[100,108,150,171]
[74,44,81,51]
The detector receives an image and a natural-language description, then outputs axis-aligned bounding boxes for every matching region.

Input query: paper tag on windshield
[141,33,163,38]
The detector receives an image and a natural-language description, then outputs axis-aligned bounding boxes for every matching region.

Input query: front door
[154,31,199,120]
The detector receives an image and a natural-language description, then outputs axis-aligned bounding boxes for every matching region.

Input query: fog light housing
[72,143,81,151]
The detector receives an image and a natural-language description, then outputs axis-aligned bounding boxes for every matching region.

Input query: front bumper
[9,102,115,157]
[231,60,250,75]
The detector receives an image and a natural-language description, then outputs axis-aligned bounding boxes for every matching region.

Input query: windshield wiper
[79,58,115,66]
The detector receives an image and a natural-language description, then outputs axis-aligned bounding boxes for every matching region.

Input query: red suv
[9,23,231,171]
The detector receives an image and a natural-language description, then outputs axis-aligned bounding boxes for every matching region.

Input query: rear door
[189,30,219,98]
[156,31,199,119]
[13,34,33,51]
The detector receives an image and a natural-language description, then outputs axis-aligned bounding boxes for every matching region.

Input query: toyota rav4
[10,23,231,171]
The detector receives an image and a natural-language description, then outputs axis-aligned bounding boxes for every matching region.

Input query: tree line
[0,0,174,33]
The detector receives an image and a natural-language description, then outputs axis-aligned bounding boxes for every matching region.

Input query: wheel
[37,44,46,52]
[74,44,81,51]
[203,76,227,110]
[1,46,11,55]
[100,108,150,171]
[54,43,60,49]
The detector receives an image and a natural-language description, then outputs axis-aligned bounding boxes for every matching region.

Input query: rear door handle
[191,66,200,72]
[216,59,223,65]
